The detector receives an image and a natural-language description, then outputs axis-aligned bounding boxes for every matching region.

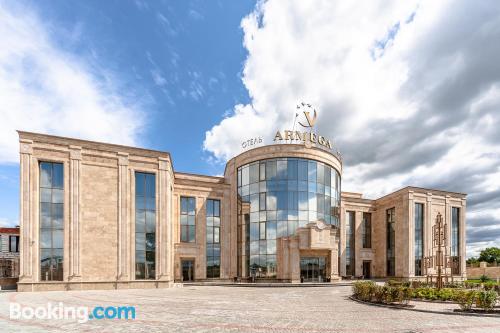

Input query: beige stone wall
[173,173,231,281]
[18,131,175,291]
[341,193,375,277]
[467,265,500,279]
[80,163,118,280]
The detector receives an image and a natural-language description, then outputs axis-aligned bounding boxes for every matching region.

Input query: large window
[39,162,64,281]
[237,158,341,278]
[9,235,19,252]
[386,208,396,277]
[451,207,460,275]
[180,197,196,243]
[135,172,156,280]
[206,199,220,278]
[346,211,355,276]
[414,203,424,276]
[362,212,371,248]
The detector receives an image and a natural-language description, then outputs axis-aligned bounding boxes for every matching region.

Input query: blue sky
[1,1,500,257]
[0,0,256,226]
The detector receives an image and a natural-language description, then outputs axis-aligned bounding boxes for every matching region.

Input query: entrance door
[181,260,194,282]
[300,257,326,282]
[362,261,371,279]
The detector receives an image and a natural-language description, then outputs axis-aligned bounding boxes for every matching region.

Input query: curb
[183,283,354,288]
[349,296,500,317]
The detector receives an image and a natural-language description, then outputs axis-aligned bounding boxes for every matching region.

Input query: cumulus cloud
[204,0,500,256]
[0,3,146,164]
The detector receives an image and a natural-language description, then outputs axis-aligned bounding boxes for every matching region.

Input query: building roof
[0,227,20,234]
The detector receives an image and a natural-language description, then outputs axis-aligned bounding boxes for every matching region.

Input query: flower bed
[352,281,498,312]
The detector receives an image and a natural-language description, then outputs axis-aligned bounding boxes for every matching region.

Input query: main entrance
[300,257,326,282]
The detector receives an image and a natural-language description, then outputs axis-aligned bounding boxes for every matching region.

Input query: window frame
[39,161,65,282]
[180,196,196,243]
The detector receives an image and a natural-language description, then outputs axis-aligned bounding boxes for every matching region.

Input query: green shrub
[352,281,376,302]
[436,288,455,301]
[476,290,497,310]
[386,280,403,287]
[480,275,490,283]
[454,290,477,311]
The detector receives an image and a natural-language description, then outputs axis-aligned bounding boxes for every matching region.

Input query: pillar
[117,152,129,281]
[68,145,82,280]
[19,139,33,282]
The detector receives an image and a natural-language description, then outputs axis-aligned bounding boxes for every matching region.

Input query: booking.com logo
[10,302,136,323]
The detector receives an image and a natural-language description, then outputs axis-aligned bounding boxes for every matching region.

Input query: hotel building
[17,130,466,291]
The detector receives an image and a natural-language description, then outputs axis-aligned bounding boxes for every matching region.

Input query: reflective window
[181,197,196,243]
[9,236,19,252]
[345,211,355,276]
[386,208,396,276]
[135,172,156,279]
[451,207,460,274]
[206,199,220,278]
[238,158,341,278]
[414,203,424,276]
[39,162,64,281]
[362,213,371,248]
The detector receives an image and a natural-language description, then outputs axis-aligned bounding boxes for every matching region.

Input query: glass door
[181,260,194,282]
[300,257,326,282]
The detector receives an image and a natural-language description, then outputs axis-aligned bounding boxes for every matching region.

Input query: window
[345,211,355,276]
[414,203,424,276]
[135,172,156,280]
[362,213,371,248]
[206,199,220,278]
[39,161,64,281]
[386,208,396,277]
[451,207,460,275]
[181,197,196,243]
[9,236,19,252]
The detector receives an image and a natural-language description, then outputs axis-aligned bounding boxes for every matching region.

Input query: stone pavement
[0,285,499,333]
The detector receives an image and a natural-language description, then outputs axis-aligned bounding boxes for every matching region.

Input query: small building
[0,227,20,289]
[16,131,467,291]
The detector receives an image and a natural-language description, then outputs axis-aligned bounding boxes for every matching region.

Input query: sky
[0,0,499,257]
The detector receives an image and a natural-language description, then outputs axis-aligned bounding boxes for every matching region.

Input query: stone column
[68,146,82,280]
[157,157,170,281]
[19,139,33,282]
[330,230,339,281]
[117,153,129,281]
[445,195,451,276]
[460,199,467,278]
[408,191,415,277]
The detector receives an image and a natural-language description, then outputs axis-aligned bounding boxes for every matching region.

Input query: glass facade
[180,197,196,242]
[386,208,396,277]
[414,203,424,276]
[345,211,355,276]
[135,172,156,280]
[206,199,221,278]
[39,162,64,281]
[237,158,341,278]
[451,207,460,274]
[362,212,371,248]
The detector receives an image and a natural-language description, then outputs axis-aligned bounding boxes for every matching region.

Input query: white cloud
[0,3,146,164]
[204,0,500,254]
[0,217,17,228]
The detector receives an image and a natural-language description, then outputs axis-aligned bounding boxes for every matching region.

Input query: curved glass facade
[237,157,341,278]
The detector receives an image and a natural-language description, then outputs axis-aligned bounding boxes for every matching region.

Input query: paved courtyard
[0,285,499,333]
